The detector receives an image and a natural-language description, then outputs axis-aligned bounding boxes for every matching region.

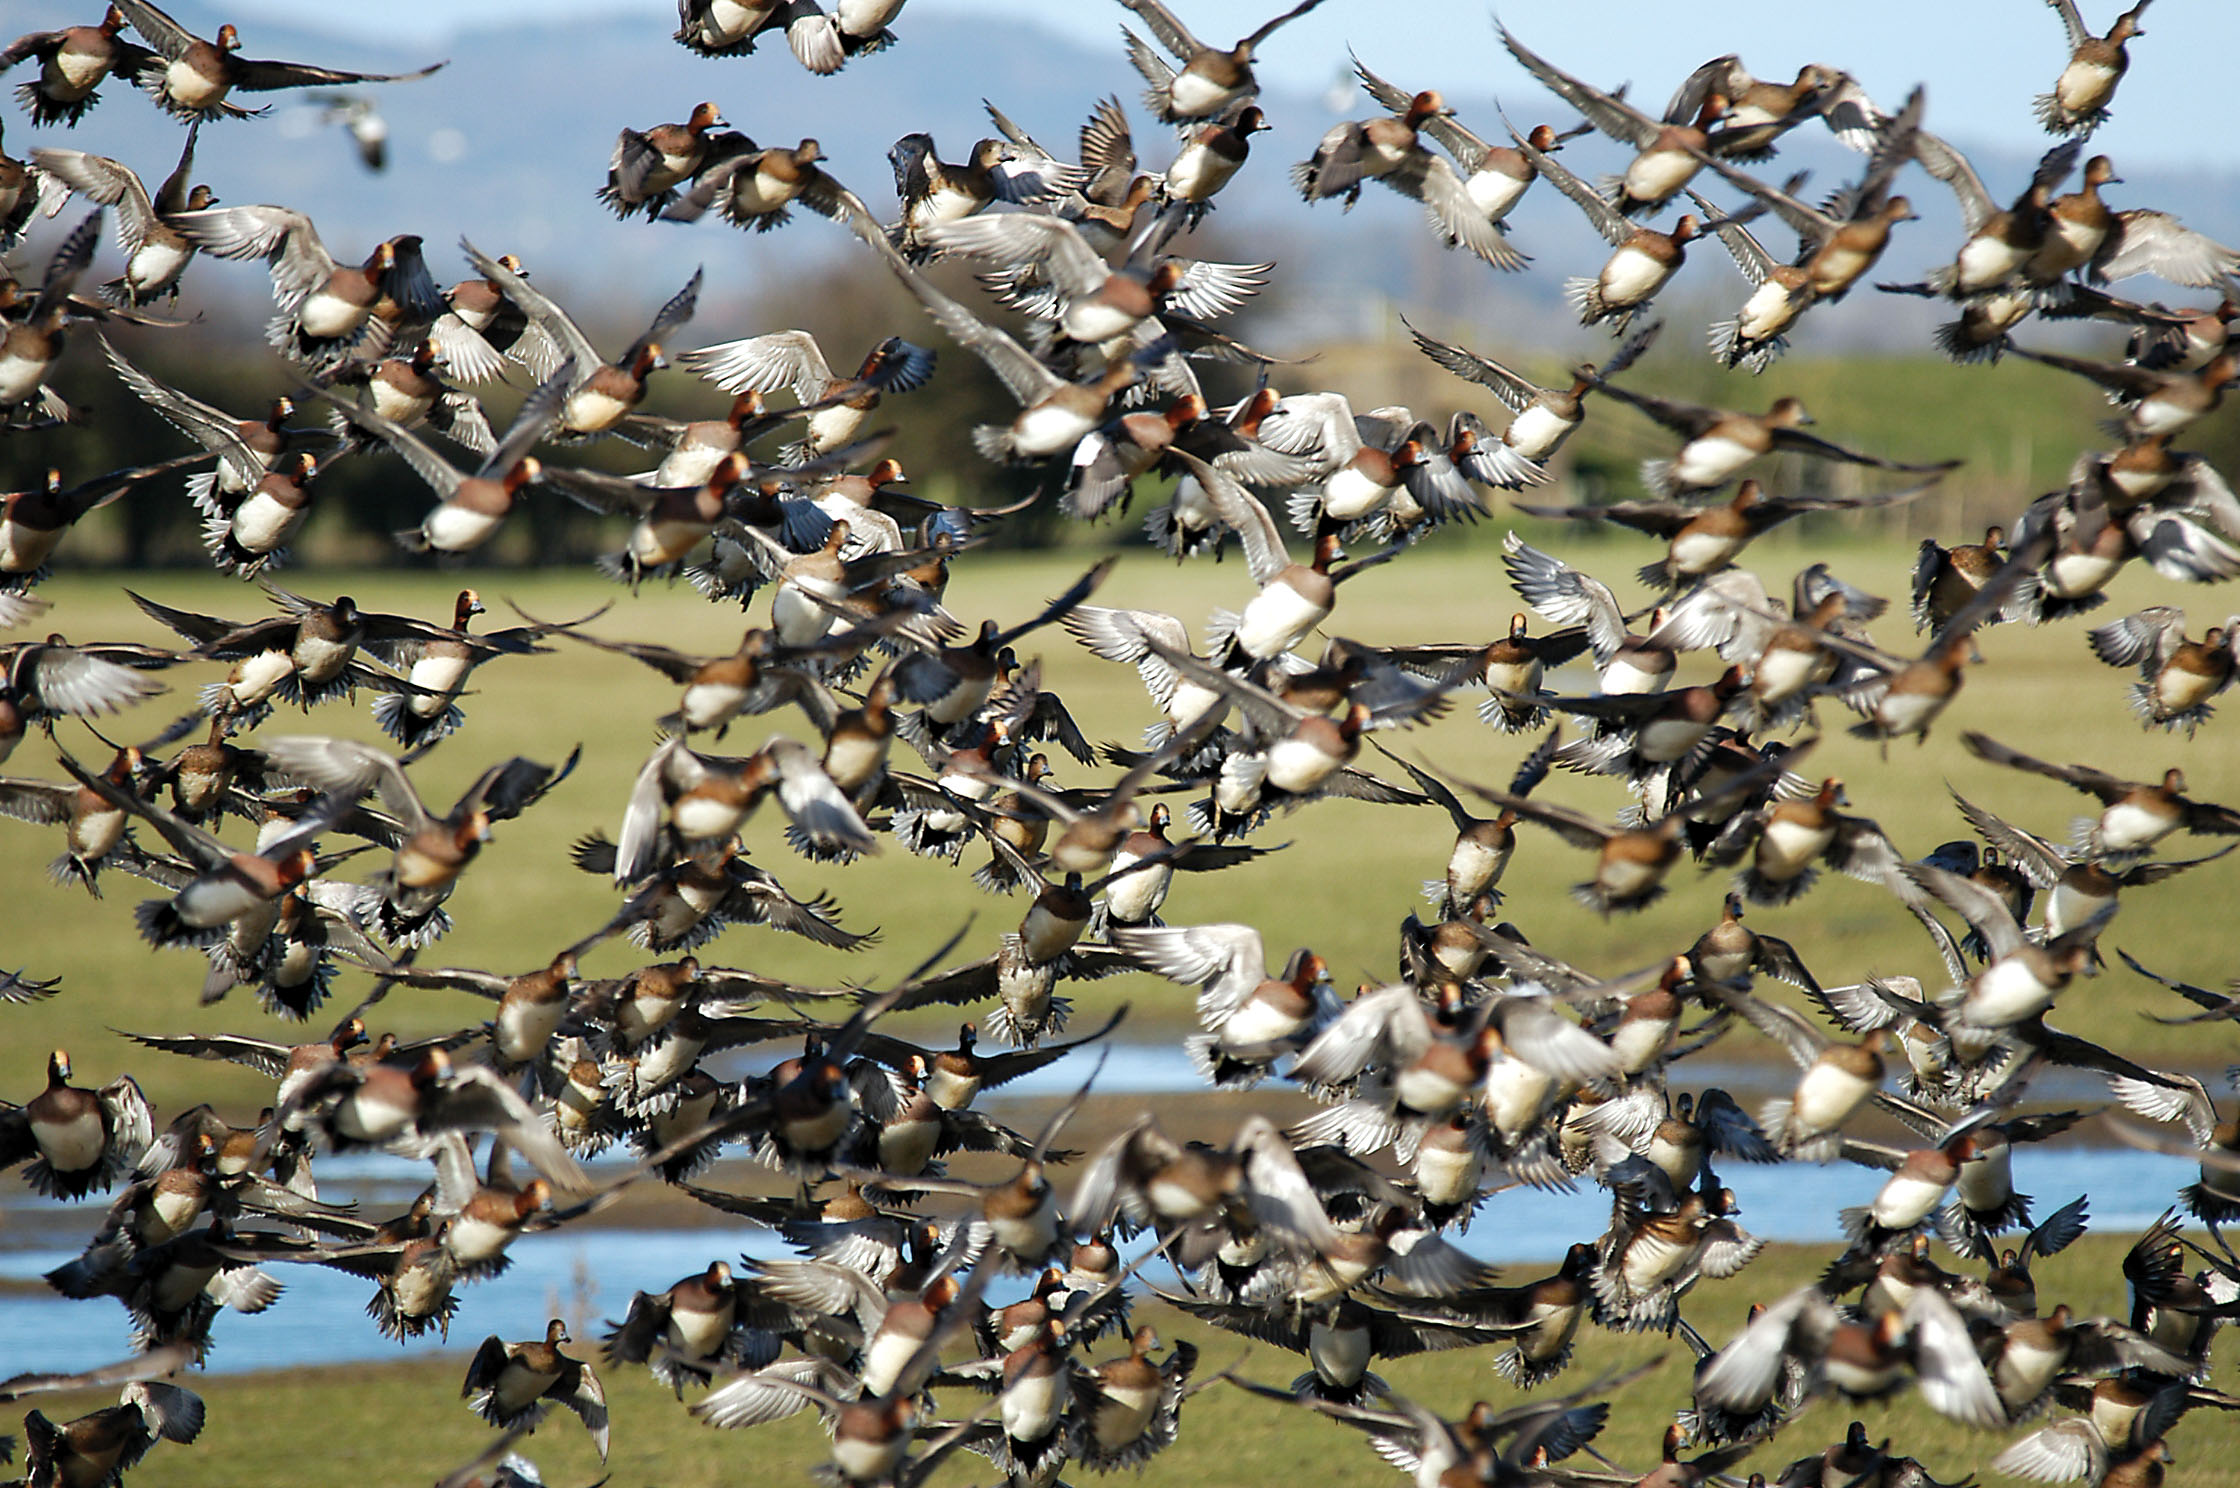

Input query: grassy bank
[3,534,2237,1113]
[9,1236,2227,1488]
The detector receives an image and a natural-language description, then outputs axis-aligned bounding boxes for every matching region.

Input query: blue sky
[215,0,2240,169]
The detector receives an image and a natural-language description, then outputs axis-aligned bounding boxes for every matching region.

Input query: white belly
[127,241,194,296]
[1966,958,2057,1027]
[1791,1060,1872,1135]
[860,1327,920,1397]
[1018,901,1083,964]
[1091,1383,1159,1450]
[1163,145,1235,202]
[1486,1057,1555,1135]
[1871,1169,1949,1228]
[1623,148,1696,205]
[54,47,111,92]
[292,632,353,684]
[1672,434,1760,489]
[564,384,633,434]
[1465,168,1527,222]
[296,289,367,341]
[1222,994,1302,1047]
[1235,582,1328,659]
[1168,71,1234,118]
[1102,859,1169,925]
[1502,404,1572,461]
[2056,58,2119,115]
[1596,854,1664,900]
[2132,397,2195,438]
[1393,1062,1467,1118]
[1737,279,1803,341]
[368,380,435,427]
[1599,653,1669,696]
[821,732,885,791]
[1621,1230,1691,1292]
[1873,687,1942,737]
[668,1304,734,1362]
[654,447,728,488]
[772,580,840,645]
[69,804,127,861]
[227,649,298,707]
[38,1109,107,1172]
[1265,736,1339,795]
[0,346,52,404]
[1414,1140,1480,1205]
[1166,678,1225,731]
[2157,666,2221,714]
[1319,463,1392,520]
[705,0,778,40]
[1956,234,2026,293]
[495,996,564,1064]
[1063,300,1140,346]
[1448,835,1508,898]
[1011,401,1098,457]
[230,491,304,553]
[837,0,905,27]
[424,499,505,552]
[2098,801,2173,854]
[1597,245,1672,307]
[722,166,804,217]
[1811,240,1874,294]
[1753,646,1823,703]
[631,513,711,567]
[165,57,228,109]
[680,680,746,729]
[447,1212,516,1265]
[832,1433,906,1484]
[2044,549,2123,599]
[1608,1016,1671,1073]
[0,520,63,574]
[805,402,864,453]
[1756,816,1836,878]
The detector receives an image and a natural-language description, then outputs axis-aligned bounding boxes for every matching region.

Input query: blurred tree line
[0,248,1173,572]
[8,232,2239,574]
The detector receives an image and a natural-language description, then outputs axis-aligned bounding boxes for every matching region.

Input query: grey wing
[1899,860,2028,960]
[1910,131,1996,234]
[1503,117,1631,247]
[2094,211,2240,289]
[1696,1088,1781,1163]
[678,330,833,405]
[460,238,601,372]
[17,644,168,716]
[1687,187,1775,287]
[2046,0,2092,52]
[1167,450,1288,587]
[30,150,156,254]
[1390,155,1528,272]
[1116,0,1202,61]
[1497,23,1658,149]
[1947,789,2071,887]
[111,0,196,58]
[1500,533,1627,661]
[1665,56,1749,129]
[2087,607,2186,672]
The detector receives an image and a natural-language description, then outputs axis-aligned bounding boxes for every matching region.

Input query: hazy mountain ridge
[9,0,2237,357]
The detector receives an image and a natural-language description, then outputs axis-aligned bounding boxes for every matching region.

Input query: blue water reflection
[0,1144,2198,1377]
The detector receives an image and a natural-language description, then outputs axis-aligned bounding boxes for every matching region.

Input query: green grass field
[4,531,2237,1111]
[11,1235,2231,1488]
[6,532,2240,1487]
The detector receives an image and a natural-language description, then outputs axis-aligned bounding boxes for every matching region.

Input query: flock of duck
[4,0,2240,1485]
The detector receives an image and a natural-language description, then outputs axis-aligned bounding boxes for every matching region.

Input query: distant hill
[11,0,2240,360]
